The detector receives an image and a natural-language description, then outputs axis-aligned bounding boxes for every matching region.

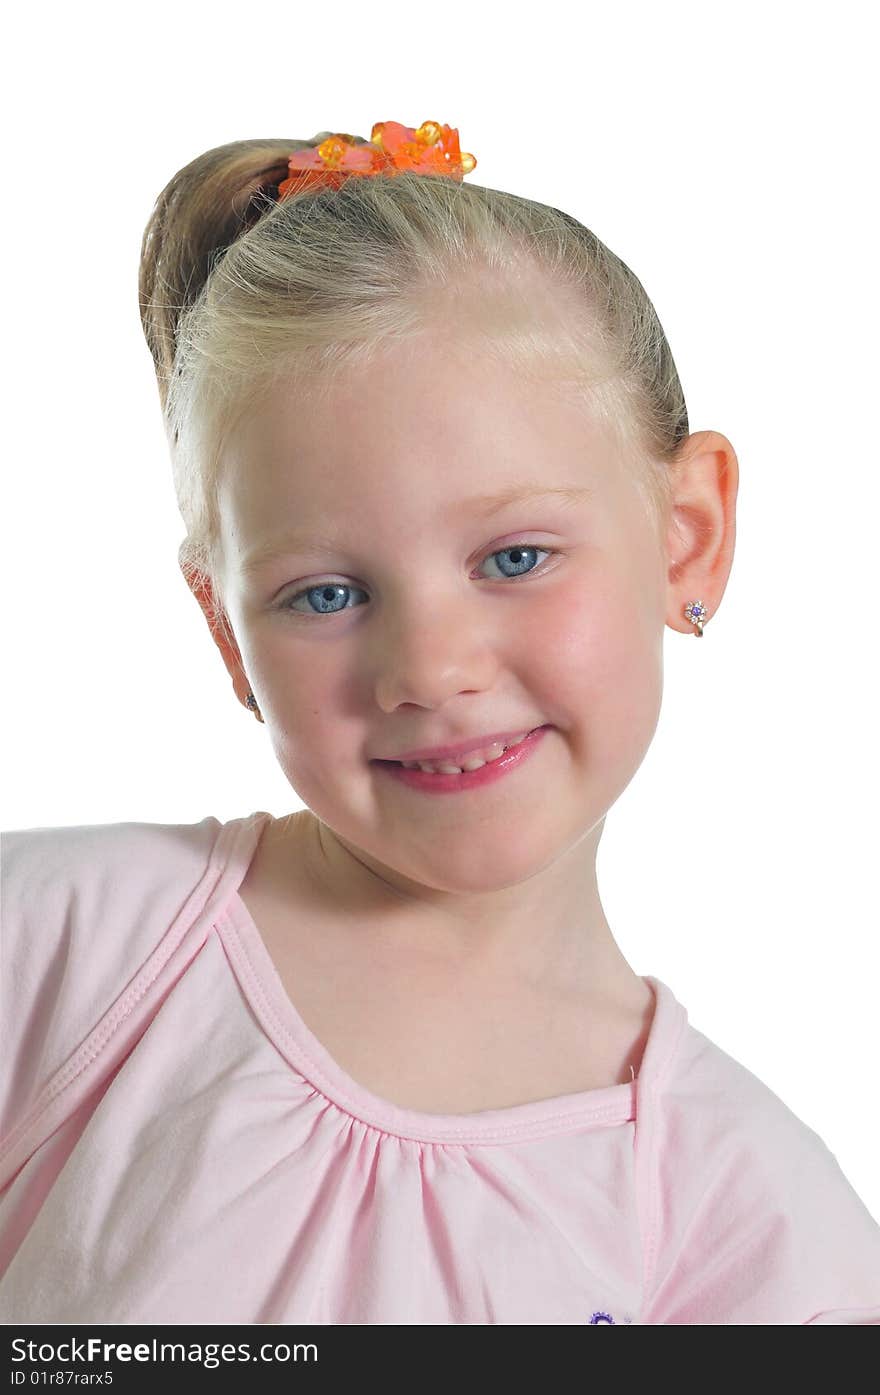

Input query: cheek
[527,570,663,762]
[260,641,366,789]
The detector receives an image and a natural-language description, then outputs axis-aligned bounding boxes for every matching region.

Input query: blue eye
[278,542,553,618]
[282,582,367,617]
[480,543,550,580]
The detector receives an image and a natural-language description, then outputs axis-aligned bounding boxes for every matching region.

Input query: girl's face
[213,335,670,899]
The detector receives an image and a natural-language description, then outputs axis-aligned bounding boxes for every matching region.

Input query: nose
[371,601,499,712]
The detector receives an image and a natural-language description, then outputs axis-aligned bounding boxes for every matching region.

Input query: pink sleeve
[0,819,220,1148]
[638,1033,880,1324]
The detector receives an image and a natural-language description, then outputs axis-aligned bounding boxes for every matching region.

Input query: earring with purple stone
[684,599,708,636]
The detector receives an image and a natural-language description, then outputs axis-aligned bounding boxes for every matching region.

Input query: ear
[664,430,738,634]
[178,544,253,710]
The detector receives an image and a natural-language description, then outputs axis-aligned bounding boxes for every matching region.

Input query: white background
[4,2,878,1223]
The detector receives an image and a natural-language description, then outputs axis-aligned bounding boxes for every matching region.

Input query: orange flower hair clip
[276,120,477,201]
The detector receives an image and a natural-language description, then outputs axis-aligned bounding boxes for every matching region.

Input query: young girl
[2,119,878,1327]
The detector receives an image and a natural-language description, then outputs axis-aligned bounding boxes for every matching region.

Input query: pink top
[1,811,878,1326]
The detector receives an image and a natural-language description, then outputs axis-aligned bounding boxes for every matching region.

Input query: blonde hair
[138,133,689,626]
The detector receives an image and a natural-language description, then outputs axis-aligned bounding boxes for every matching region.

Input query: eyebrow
[239,484,593,575]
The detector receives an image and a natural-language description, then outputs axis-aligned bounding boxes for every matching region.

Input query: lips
[392,732,533,773]
[374,724,550,792]
[375,726,546,766]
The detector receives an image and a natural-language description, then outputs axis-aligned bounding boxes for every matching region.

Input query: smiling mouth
[374,728,546,774]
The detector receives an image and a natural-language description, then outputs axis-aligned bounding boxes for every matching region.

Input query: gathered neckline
[209,811,686,1146]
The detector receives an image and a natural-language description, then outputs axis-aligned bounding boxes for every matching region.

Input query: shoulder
[1,815,227,984]
[2,814,224,895]
[640,1018,880,1324]
[0,815,229,1142]
[662,1016,829,1165]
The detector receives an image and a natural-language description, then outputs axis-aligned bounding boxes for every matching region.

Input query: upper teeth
[401,731,531,774]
